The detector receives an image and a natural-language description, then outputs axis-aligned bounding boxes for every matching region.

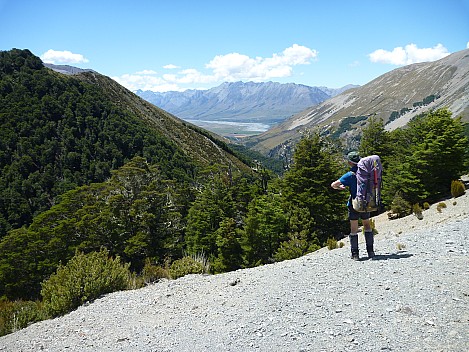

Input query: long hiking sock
[365,231,375,257]
[349,233,359,259]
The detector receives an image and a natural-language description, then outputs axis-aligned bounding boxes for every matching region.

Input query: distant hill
[136,82,357,134]
[248,48,469,155]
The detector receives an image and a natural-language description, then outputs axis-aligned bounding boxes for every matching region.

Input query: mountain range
[136,82,357,134]
[248,48,469,155]
[43,49,469,160]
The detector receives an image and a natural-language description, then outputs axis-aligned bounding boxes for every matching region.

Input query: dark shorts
[348,204,371,221]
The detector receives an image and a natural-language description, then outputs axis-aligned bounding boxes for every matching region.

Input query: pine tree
[212,218,243,273]
[240,193,288,267]
[184,169,231,256]
[359,115,391,162]
[281,132,348,247]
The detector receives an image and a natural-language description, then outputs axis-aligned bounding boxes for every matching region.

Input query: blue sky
[1,0,468,92]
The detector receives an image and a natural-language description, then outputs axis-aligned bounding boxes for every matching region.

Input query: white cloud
[368,43,450,65]
[206,44,317,81]
[467,41,469,49]
[40,49,89,64]
[163,64,179,69]
[113,44,318,91]
[112,73,182,92]
[164,68,216,84]
[135,69,157,75]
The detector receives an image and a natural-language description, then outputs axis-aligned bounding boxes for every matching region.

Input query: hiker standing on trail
[330,151,375,260]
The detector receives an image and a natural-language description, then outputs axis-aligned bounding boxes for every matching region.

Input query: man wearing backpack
[330,151,375,260]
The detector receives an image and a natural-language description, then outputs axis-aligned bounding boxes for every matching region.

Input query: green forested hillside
[0,49,247,237]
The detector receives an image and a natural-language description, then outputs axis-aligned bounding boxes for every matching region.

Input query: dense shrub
[0,300,47,337]
[390,192,412,219]
[436,202,447,213]
[142,258,170,284]
[41,248,131,317]
[451,180,466,198]
[273,238,319,262]
[169,256,205,279]
[326,238,338,250]
[412,203,423,220]
[273,239,306,262]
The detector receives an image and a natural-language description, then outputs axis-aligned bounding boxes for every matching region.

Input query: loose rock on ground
[1,193,468,352]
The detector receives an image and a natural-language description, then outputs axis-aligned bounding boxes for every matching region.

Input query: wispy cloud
[368,43,450,65]
[112,44,318,92]
[40,49,89,64]
[135,69,157,75]
[113,73,182,92]
[163,64,179,69]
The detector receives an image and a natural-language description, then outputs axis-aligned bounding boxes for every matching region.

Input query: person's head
[346,151,360,165]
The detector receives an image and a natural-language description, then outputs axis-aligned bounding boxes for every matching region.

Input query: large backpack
[352,155,382,212]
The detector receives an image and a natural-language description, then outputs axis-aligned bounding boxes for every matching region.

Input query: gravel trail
[1,203,468,351]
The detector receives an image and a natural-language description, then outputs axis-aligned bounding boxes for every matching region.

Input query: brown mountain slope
[249,48,469,155]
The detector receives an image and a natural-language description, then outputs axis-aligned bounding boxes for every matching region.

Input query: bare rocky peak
[44,63,96,75]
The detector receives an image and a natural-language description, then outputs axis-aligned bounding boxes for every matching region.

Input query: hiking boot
[367,250,375,259]
[351,253,360,261]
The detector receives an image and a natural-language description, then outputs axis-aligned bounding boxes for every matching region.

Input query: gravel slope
[1,193,468,352]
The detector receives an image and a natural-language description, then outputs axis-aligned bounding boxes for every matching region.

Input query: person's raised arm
[330,180,346,190]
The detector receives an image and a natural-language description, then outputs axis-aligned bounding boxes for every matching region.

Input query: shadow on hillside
[369,252,413,261]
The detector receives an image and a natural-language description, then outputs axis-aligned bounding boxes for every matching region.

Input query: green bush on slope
[41,248,131,317]
[451,179,466,198]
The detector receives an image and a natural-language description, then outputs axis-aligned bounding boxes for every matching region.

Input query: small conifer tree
[390,191,412,218]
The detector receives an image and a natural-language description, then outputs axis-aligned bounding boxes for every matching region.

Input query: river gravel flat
[1,199,469,352]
